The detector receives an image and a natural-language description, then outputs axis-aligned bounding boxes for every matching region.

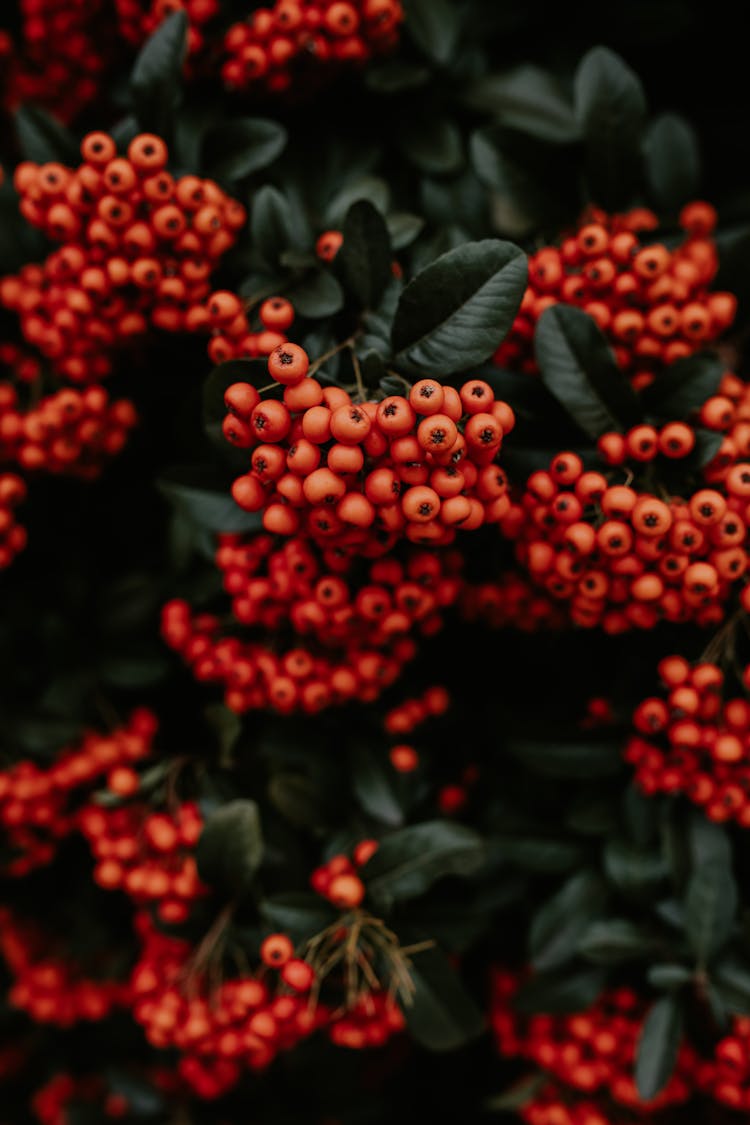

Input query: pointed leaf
[203,118,287,182]
[334,200,392,310]
[574,46,647,209]
[405,946,485,1050]
[130,10,188,134]
[529,870,608,970]
[644,113,701,212]
[392,239,527,374]
[361,822,485,909]
[15,106,78,164]
[196,799,263,897]
[535,304,643,438]
[635,995,683,1101]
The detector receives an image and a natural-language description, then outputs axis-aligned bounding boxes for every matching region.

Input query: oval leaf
[334,200,392,311]
[635,995,683,1102]
[644,113,701,212]
[535,304,643,438]
[361,822,485,909]
[158,466,262,534]
[405,946,485,1051]
[203,118,287,182]
[392,240,527,374]
[529,870,608,971]
[130,10,188,134]
[15,105,78,164]
[196,799,263,897]
[574,46,647,209]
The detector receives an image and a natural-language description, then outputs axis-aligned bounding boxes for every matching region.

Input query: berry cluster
[460,574,566,632]
[162,542,463,714]
[114,0,218,53]
[627,655,750,825]
[221,0,404,94]
[32,1073,130,1125]
[0,472,27,570]
[383,684,450,772]
[492,971,696,1112]
[328,989,406,1049]
[226,346,515,551]
[1,133,245,383]
[130,912,321,1099]
[0,909,129,1027]
[0,710,156,877]
[310,839,378,909]
[699,1016,750,1111]
[79,801,206,925]
[0,1,109,122]
[697,370,750,484]
[597,420,697,465]
[494,203,736,382]
[502,452,750,632]
[207,293,295,365]
[0,384,137,478]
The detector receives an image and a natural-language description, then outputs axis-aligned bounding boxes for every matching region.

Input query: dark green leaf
[268,772,327,829]
[203,118,287,182]
[574,46,647,209]
[204,704,242,768]
[351,742,404,828]
[157,466,262,534]
[15,106,78,164]
[493,836,584,873]
[392,239,527,375]
[387,212,425,251]
[334,200,392,311]
[286,270,344,318]
[515,967,605,1014]
[604,837,669,898]
[640,353,723,420]
[130,10,188,135]
[323,176,390,227]
[635,995,683,1101]
[506,735,623,778]
[712,957,750,1014]
[362,822,485,909]
[644,114,701,212]
[535,305,643,438]
[464,67,580,143]
[648,964,692,990]
[196,799,263,897]
[403,0,460,64]
[685,831,737,964]
[398,116,464,175]
[484,1074,547,1112]
[365,60,431,93]
[260,893,337,941]
[529,870,608,970]
[579,919,659,964]
[251,186,297,268]
[405,946,485,1050]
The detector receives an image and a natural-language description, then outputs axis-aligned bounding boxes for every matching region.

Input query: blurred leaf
[515,967,605,1014]
[362,822,485,909]
[405,946,485,1050]
[196,800,263,897]
[398,115,464,174]
[130,10,188,135]
[15,105,78,164]
[203,118,287,182]
[640,353,723,420]
[158,466,263,534]
[403,0,460,63]
[574,45,647,209]
[530,870,608,970]
[351,741,405,828]
[635,995,683,1101]
[260,893,337,941]
[644,113,701,211]
[464,66,580,143]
